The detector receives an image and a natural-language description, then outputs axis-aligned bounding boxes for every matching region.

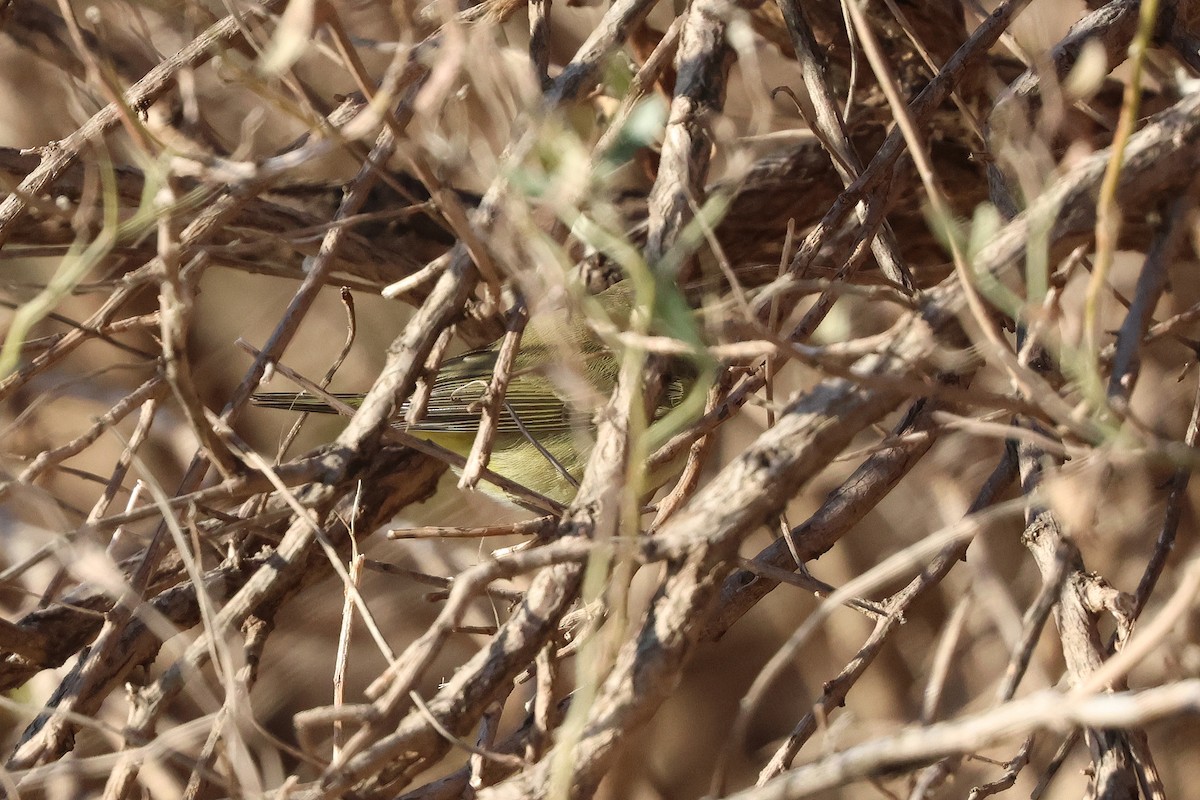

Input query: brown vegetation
[2,0,1200,797]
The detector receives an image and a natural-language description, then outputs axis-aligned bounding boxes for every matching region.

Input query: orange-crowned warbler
[252,281,705,504]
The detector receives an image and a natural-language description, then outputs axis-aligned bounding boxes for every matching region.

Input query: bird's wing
[412,344,592,435]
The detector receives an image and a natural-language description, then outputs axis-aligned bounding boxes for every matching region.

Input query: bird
[252,280,703,505]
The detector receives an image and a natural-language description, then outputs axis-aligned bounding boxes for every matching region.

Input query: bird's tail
[250,392,364,414]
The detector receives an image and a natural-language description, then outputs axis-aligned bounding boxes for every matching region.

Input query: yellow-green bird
[252,281,703,505]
